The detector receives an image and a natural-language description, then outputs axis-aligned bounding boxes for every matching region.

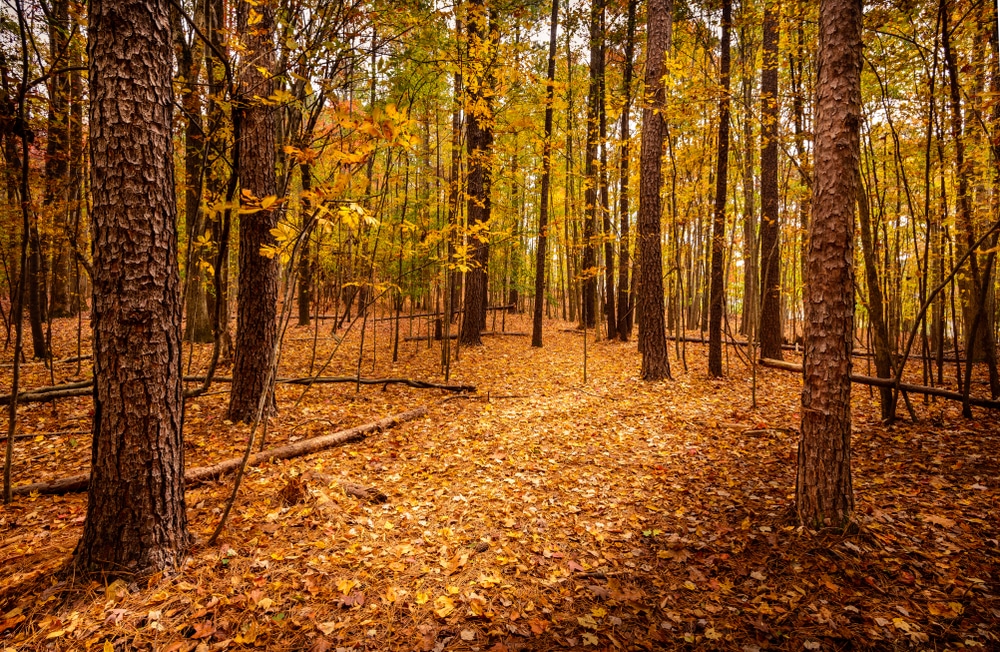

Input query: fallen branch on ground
[403,331,528,342]
[759,358,1000,410]
[11,406,428,496]
[0,430,88,443]
[0,375,474,406]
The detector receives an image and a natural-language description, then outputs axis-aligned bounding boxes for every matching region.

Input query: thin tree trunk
[616,0,636,341]
[532,0,559,347]
[228,0,279,421]
[759,0,782,360]
[708,0,732,377]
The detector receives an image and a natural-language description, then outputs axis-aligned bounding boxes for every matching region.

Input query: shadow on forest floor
[1,314,998,650]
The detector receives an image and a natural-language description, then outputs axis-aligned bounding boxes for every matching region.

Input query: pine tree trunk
[75,0,188,573]
[636,0,672,381]
[759,1,782,360]
[708,0,732,378]
[229,0,279,421]
[797,0,861,530]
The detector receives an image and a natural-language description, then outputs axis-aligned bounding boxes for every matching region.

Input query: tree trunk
[759,0,782,360]
[616,0,637,341]
[297,162,314,327]
[738,15,757,340]
[857,168,894,420]
[174,3,212,344]
[598,3,615,340]
[45,0,74,319]
[636,0,672,380]
[797,0,861,530]
[942,0,1000,397]
[708,0,732,378]
[531,0,559,348]
[75,0,189,573]
[460,0,493,347]
[581,0,600,331]
[228,0,279,421]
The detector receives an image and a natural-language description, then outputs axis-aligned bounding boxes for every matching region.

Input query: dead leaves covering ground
[1,314,999,651]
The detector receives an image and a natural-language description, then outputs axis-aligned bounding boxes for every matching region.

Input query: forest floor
[1,313,999,651]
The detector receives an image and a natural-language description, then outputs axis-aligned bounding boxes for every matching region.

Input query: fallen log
[0,430,89,443]
[11,406,428,496]
[403,331,528,342]
[0,374,474,406]
[759,358,1000,410]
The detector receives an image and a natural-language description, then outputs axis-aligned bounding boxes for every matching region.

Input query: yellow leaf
[416,591,430,604]
[248,9,262,25]
[591,606,606,618]
[434,595,455,618]
[104,641,115,652]
[337,579,357,595]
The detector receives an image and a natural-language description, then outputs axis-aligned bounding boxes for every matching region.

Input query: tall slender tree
[229,0,280,421]
[616,0,637,341]
[532,0,559,348]
[76,0,188,572]
[797,0,862,529]
[581,0,601,331]
[636,0,672,380]
[708,0,732,377]
[460,0,493,346]
[759,0,782,360]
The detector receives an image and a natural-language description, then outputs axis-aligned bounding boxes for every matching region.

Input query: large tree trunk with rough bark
[707,0,732,378]
[636,0,672,380]
[796,0,862,529]
[75,0,189,573]
[759,1,782,361]
[228,1,279,421]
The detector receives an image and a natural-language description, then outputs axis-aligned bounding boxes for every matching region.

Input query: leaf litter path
[1,314,999,651]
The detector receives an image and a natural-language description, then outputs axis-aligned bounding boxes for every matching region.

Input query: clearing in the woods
[1,315,998,651]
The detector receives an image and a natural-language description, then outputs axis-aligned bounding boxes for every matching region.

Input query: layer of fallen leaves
[1,313,998,651]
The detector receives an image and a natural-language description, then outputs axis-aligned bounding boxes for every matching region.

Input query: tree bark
[797,0,862,529]
[532,0,559,348]
[616,0,637,341]
[75,0,189,573]
[857,168,894,420]
[581,0,600,332]
[460,0,493,346]
[636,0,672,380]
[759,0,782,360]
[708,0,732,378]
[45,0,74,319]
[228,0,279,421]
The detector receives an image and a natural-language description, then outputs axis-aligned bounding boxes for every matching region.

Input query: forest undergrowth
[1,314,998,651]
